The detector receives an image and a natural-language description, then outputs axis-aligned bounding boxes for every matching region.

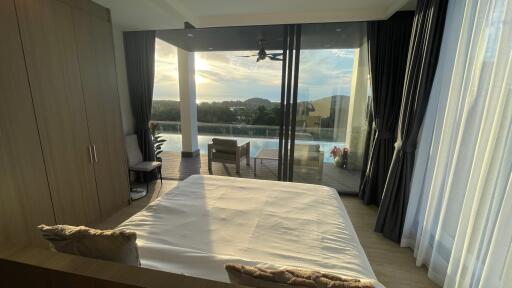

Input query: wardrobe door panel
[72,7,130,216]
[95,18,130,215]
[15,0,100,225]
[0,0,56,247]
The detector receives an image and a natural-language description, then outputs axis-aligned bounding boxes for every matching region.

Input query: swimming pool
[159,133,343,163]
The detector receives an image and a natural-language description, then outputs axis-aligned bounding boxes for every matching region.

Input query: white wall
[100,0,187,136]
[95,0,187,31]
[112,24,135,134]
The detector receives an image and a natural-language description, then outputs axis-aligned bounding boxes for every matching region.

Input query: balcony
[153,121,361,194]
[153,120,348,162]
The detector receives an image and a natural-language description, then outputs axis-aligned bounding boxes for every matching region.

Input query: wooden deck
[160,151,361,194]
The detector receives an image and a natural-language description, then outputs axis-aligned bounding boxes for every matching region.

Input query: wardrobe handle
[88,145,93,163]
[92,144,98,163]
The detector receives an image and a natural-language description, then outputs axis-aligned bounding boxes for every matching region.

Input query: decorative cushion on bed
[225,264,374,288]
[38,224,140,266]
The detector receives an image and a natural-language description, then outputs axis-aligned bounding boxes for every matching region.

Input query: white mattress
[117,175,382,287]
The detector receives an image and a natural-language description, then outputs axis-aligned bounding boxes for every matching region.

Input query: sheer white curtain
[401,0,512,286]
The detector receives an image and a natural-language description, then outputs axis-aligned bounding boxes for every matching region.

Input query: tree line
[151,100,281,126]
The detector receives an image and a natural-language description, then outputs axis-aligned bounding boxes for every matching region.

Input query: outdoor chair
[208,138,250,175]
[293,144,324,180]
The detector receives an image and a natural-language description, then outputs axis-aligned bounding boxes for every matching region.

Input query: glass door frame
[278,24,302,182]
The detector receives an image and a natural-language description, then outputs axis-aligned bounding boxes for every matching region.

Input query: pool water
[159,133,343,163]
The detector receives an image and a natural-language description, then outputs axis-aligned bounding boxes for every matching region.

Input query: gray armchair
[293,144,324,180]
[208,138,250,175]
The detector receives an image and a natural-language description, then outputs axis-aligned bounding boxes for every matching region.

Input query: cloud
[295,49,355,99]
[153,38,356,102]
[153,39,179,100]
[332,49,356,58]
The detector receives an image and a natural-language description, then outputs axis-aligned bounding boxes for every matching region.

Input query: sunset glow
[153,38,355,103]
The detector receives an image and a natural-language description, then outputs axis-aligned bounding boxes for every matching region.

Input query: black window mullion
[288,24,302,182]
[277,25,288,181]
[282,25,295,181]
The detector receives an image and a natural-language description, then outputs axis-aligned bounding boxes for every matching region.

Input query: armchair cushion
[212,152,237,162]
[212,138,238,154]
[294,153,320,163]
[130,161,162,172]
[294,145,324,168]
[295,144,320,152]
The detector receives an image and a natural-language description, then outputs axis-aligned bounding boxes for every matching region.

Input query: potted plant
[149,122,166,162]
[330,145,349,168]
[341,147,349,168]
[330,146,342,167]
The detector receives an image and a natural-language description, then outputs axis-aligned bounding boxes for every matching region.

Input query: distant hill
[151,95,349,126]
[244,97,273,108]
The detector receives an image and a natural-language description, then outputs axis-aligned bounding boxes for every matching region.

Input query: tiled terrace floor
[160,151,361,194]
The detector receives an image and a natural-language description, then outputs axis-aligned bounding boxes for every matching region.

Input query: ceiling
[157,22,367,52]
[93,0,416,31]
[93,0,186,30]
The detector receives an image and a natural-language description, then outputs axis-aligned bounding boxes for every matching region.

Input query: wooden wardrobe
[0,0,129,246]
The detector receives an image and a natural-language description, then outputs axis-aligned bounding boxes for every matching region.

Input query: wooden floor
[94,180,438,288]
[91,180,180,230]
[160,151,362,194]
[341,196,438,288]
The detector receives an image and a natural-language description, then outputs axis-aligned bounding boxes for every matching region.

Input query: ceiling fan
[238,40,283,62]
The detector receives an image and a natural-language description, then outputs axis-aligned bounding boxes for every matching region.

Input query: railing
[152,121,346,142]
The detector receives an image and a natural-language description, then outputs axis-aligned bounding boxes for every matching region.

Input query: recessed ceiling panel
[94,0,415,30]
[157,22,366,52]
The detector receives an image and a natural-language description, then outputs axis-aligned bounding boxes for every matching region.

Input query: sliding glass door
[279,23,370,193]
[151,22,368,190]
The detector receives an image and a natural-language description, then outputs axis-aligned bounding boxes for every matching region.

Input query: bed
[117,175,383,287]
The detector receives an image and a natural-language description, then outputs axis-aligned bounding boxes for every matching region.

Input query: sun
[195,55,210,71]
[195,74,208,84]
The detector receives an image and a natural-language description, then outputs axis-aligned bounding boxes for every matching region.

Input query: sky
[152,38,355,103]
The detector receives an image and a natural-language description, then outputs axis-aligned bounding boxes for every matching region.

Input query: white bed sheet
[117,175,383,287]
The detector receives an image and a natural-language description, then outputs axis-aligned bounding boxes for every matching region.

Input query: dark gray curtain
[375,0,448,242]
[124,31,156,163]
[359,12,414,206]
